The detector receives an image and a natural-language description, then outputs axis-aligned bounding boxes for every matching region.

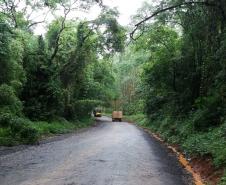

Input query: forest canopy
[0,0,125,144]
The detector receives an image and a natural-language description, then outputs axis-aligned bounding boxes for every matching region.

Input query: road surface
[0,116,192,185]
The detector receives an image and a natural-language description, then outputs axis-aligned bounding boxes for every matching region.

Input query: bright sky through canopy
[103,0,152,25]
[34,0,155,35]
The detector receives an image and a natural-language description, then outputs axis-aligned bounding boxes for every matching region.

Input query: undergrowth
[124,113,226,184]
[0,117,94,146]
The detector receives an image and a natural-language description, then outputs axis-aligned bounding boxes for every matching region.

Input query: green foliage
[81,60,117,105]
[33,121,74,135]
[192,95,225,130]
[0,28,26,95]
[0,23,13,84]
[10,117,39,144]
[0,117,94,146]
[0,113,13,127]
[20,126,39,144]
[140,115,226,168]
[0,117,39,145]
[123,114,147,126]
[119,1,226,181]
[73,100,103,119]
[97,7,126,55]
[0,0,126,145]
[219,172,226,185]
[32,118,94,135]
[122,100,144,115]
[21,35,64,120]
[21,64,64,120]
[0,84,22,115]
[112,46,149,115]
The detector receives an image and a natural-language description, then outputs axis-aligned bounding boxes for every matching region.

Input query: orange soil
[190,157,224,185]
[146,130,223,185]
[122,118,224,185]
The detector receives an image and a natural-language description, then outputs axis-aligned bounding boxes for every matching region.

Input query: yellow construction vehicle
[93,108,102,117]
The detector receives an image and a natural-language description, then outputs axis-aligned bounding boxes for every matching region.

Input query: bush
[10,118,27,135]
[64,104,75,120]
[0,113,13,127]
[145,95,166,115]
[193,95,224,131]
[10,117,39,144]
[73,100,103,119]
[10,80,23,94]
[122,100,144,115]
[20,127,39,144]
[0,84,22,115]
[219,172,226,185]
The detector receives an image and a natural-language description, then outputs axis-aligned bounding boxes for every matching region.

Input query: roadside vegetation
[0,0,125,145]
[0,117,94,146]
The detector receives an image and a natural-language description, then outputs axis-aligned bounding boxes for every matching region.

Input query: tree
[129,0,226,130]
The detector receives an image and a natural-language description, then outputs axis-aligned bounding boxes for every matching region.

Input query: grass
[0,117,94,146]
[103,112,112,117]
[0,127,14,146]
[32,118,94,135]
[123,114,147,126]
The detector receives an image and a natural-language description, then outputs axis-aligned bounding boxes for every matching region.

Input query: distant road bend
[0,116,192,185]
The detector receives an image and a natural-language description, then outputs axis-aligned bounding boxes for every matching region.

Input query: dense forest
[0,0,125,145]
[113,0,226,184]
[1,0,226,184]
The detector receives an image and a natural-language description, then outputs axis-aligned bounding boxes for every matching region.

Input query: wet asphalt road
[0,116,192,185]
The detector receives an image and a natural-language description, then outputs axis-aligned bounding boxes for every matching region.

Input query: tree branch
[130,1,217,40]
[2,0,18,28]
[27,9,50,29]
[49,4,71,63]
[27,21,45,28]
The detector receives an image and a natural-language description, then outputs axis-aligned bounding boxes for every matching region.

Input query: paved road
[0,116,192,185]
